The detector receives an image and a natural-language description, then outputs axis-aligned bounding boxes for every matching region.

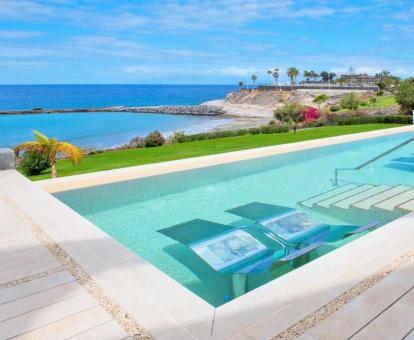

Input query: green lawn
[336,95,397,112]
[374,95,397,107]
[29,124,404,180]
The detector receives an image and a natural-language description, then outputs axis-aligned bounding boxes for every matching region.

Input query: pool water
[55,131,414,306]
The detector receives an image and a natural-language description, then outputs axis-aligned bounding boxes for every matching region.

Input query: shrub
[360,101,369,106]
[129,136,145,148]
[18,151,50,176]
[170,124,289,143]
[313,94,329,103]
[274,103,303,124]
[395,78,414,114]
[268,119,276,125]
[340,93,360,110]
[369,98,377,106]
[144,130,165,147]
[300,107,320,121]
[335,115,411,125]
[170,131,186,143]
[330,104,341,112]
[376,90,384,97]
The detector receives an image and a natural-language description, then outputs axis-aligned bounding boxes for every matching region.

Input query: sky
[0,0,413,85]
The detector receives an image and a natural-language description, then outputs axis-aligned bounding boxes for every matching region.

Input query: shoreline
[0,100,274,134]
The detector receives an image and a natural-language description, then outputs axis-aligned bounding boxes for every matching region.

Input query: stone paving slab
[0,200,62,285]
[305,260,414,340]
[0,196,129,340]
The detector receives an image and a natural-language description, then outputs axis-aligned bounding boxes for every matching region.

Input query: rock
[285,91,314,106]
[0,148,15,170]
[117,105,225,116]
[224,89,285,106]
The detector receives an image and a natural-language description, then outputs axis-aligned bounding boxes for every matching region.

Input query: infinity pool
[55,131,414,306]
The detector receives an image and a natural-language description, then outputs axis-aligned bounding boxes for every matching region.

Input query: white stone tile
[67,320,127,340]
[0,270,74,305]
[212,284,292,338]
[13,306,113,340]
[0,293,98,339]
[308,268,414,340]
[237,270,365,340]
[352,302,414,340]
[0,281,85,322]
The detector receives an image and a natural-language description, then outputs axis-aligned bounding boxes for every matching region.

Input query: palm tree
[267,70,272,85]
[251,74,257,87]
[15,130,83,178]
[303,70,311,82]
[273,68,280,86]
[287,67,299,86]
[238,81,244,89]
[328,72,337,82]
[320,71,329,83]
[310,71,318,82]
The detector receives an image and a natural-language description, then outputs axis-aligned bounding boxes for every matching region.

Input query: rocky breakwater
[116,105,225,116]
[0,105,225,116]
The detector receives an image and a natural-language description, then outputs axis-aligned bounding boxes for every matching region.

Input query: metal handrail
[334,136,414,186]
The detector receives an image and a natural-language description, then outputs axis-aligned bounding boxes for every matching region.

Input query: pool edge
[38,125,414,193]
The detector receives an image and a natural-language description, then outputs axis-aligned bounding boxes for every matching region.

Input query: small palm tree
[251,74,258,87]
[273,68,280,86]
[267,70,272,85]
[15,130,83,178]
[238,81,244,89]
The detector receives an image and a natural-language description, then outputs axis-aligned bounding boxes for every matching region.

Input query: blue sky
[1,0,413,84]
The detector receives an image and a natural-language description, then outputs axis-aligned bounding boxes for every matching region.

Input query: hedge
[173,124,290,143]
[334,115,412,125]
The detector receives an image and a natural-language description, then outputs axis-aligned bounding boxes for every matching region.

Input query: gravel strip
[0,266,64,289]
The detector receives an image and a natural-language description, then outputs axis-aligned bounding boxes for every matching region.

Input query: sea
[0,84,236,149]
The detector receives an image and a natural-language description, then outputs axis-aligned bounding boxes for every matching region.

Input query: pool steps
[299,184,414,213]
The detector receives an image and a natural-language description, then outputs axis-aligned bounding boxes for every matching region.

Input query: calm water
[0,84,236,110]
[0,112,230,149]
[0,84,236,148]
[56,132,414,306]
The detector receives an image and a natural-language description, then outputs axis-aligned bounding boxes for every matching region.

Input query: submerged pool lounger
[226,202,379,245]
[158,219,320,275]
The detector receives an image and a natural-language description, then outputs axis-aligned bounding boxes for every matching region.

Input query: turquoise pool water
[55,131,414,306]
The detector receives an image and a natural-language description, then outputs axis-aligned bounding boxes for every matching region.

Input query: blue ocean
[0,84,236,148]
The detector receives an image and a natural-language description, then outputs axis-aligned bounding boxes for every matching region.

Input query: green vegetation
[395,78,414,114]
[287,67,299,85]
[334,115,411,125]
[19,151,50,176]
[15,130,83,178]
[313,94,329,104]
[334,95,396,113]
[171,124,289,143]
[28,124,404,180]
[374,95,396,107]
[340,93,361,110]
[144,130,165,147]
[274,103,303,127]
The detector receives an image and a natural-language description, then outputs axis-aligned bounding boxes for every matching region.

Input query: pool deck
[0,194,129,339]
[1,125,414,339]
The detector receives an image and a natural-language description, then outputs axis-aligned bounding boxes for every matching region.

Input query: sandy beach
[201,99,275,130]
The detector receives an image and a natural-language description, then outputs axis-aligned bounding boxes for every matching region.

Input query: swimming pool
[55,131,414,306]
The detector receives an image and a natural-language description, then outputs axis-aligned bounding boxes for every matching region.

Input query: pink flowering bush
[300,106,321,122]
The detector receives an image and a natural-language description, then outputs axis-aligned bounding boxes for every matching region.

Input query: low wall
[0,148,15,170]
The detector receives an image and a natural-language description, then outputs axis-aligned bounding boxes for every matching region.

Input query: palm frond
[56,142,83,164]
[32,130,50,145]
[14,142,46,155]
